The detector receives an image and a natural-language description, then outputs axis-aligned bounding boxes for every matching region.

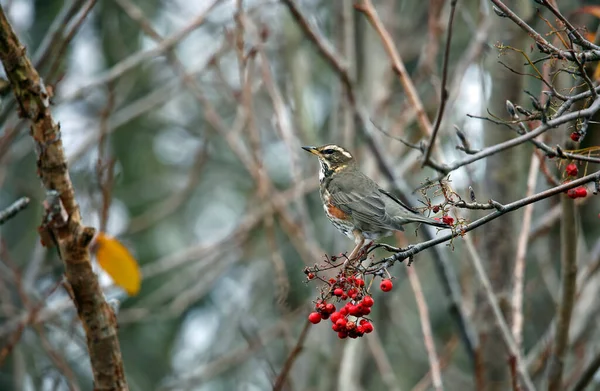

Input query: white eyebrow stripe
[323,145,352,158]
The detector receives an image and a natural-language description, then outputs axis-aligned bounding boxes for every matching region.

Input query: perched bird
[302,144,449,259]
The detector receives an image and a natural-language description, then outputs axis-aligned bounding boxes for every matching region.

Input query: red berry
[341,294,348,300]
[333,288,344,297]
[359,319,369,325]
[346,321,356,330]
[338,331,348,339]
[339,307,348,316]
[328,278,336,285]
[308,312,321,324]
[442,215,454,225]
[362,296,374,307]
[575,187,587,198]
[330,312,343,323]
[320,312,330,320]
[356,303,366,314]
[355,278,365,287]
[348,305,360,316]
[325,303,336,314]
[336,318,347,328]
[307,272,315,279]
[565,163,578,177]
[361,306,371,315]
[347,288,357,297]
[380,279,393,292]
[570,132,581,142]
[356,325,365,334]
[567,188,578,199]
[361,321,374,333]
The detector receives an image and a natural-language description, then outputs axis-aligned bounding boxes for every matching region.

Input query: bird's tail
[402,214,451,229]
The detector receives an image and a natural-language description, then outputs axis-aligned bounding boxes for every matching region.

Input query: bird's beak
[302,146,320,156]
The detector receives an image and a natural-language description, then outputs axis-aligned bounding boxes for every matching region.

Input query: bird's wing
[329,171,448,230]
[377,188,418,214]
[328,173,402,231]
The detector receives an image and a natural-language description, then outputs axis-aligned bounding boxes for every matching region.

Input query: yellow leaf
[95,233,141,295]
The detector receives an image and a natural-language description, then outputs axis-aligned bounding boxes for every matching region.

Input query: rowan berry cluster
[563,163,588,199]
[305,267,394,339]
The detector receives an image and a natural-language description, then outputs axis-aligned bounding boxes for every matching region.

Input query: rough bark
[0,6,128,391]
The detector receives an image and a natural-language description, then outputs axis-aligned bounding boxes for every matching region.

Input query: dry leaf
[95,233,141,295]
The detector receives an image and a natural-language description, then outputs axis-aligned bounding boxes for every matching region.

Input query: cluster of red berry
[564,163,587,199]
[433,214,454,225]
[307,273,394,339]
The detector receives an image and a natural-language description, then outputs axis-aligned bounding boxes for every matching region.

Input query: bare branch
[0,197,30,225]
[0,7,128,390]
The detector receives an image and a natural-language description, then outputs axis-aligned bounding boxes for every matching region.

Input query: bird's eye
[322,149,335,155]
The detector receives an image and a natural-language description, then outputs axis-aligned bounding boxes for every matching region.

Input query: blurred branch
[61,0,221,102]
[422,0,458,166]
[356,0,433,139]
[46,0,97,81]
[273,320,310,391]
[127,142,209,234]
[511,151,540,349]
[0,0,91,125]
[0,6,128,390]
[366,329,402,391]
[463,237,535,391]
[547,193,578,391]
[280,0,356,105]
[0,197,29,225]
[571,349,600,391]
[407,266,444,391]
[160,308,304,390]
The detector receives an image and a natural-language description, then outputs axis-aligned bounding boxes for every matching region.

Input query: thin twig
[463,237,535,391]
[407,266,444,390]
[272,320,311,391]
[0,197,30,225]
[423,0,458,166]
[372,169,600,269]
[357,0,433,138]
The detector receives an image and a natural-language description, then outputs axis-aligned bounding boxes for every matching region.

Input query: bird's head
[302,144,355,179]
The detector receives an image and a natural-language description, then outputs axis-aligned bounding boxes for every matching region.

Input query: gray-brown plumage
[303,144,448,259]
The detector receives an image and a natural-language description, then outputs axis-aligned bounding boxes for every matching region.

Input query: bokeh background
[1,0,600,390]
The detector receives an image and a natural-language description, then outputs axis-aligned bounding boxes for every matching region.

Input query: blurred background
[0,0,599,390]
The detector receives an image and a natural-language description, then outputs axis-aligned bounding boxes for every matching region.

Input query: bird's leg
[348,230,365,261]
[356,240,375,260]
